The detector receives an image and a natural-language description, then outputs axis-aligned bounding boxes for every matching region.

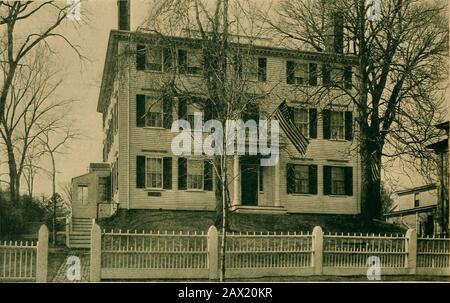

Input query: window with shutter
[146,157,163,189]
[292,108,309,138]
[323,166,353,196]
[187,159,203,190]
[286,164,317,195]
[330,111,345,140]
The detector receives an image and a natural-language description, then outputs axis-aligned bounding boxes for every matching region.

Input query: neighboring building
[426,121,449,236]
[70,1,362,244]
[385,184,438,236]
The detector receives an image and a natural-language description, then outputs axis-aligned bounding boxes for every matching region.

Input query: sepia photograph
[0,0,448,288]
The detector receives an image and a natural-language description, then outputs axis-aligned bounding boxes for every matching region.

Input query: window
[414,193,420,207]
[331,67,344,86]
[187,160,203,190]
[293,165,310,194]
[146,48,163,71]
[77,185,88,205]
[145,97,163,128]
[98,177,109,202]
[293,108,309,138]
[330,111,345,140]
[287,61,309,85]
[178,49,202,75]
[146,158,163,189]
[331,167,346,195]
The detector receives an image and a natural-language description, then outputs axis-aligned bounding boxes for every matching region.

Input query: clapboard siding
[105,40,360,214]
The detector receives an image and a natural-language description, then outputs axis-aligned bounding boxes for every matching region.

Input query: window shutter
[345,167,353,196]
[345,111,353,140]
[136,44,146,70]
[163,157,172,189]
[106,175,112,201]
[259,166,264,192]
[344,66,352,89]
[204,99,214,121]
[204,160,213,191]
[322,110,331,139]
[322,64,331,86]
[136,156,146,188]
[286,164,295,194]
[163,96,173,129]
[163,48,173,71]
[323,166,332,195]
[136,95,146,127]
[258,57,267,82]
[178,157,187,190]
[178,49,187,73]
[286,61,295,84]
[309,63,318,86]
[178,97,187,120]
[309,108,317,139]
[309,165,318,195]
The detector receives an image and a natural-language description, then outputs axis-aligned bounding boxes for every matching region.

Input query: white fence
[0,225,49,282]
[89,224,450,281]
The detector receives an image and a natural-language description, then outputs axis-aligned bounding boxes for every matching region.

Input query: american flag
[274,101,309,155]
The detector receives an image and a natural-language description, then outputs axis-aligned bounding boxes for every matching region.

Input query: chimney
[326,11,344,54]
[117,0,130,31]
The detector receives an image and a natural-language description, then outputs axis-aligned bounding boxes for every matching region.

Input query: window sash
[187,160,203,190]
[330,111,345,139]
[146,48,163,71]
[146,158,163,189]
[293,108,309,138]
[145,97,163,128]
[331,167,346,195]
[293,165,310,194]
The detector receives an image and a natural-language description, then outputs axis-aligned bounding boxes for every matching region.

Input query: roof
[384,205,437,217]
[395,183,437,196]
[97,30,360,113]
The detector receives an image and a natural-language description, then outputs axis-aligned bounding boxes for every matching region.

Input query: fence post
[207,225,219,280]
[90,223,101,282]
[406,228,417,274]
[36,224,49,282]
[312,226,324,275]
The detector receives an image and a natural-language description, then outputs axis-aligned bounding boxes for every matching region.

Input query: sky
[8,0,445,198]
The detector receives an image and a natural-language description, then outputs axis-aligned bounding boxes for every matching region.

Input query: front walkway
[52,250,90,282]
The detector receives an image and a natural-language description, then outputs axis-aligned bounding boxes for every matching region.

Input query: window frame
[146,47,164,72]
[144,96,164,128]
[292,108,310,139]
[330,166,346,195]
[330,110,345,140]
[186,159,204,190]
[287,60,310,85]
[145,157,163,190]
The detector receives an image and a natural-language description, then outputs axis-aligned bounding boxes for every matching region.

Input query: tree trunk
[6,141,20,203]
[360,137,382,221]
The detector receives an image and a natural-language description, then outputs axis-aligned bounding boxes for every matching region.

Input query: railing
[0,225,49,282]
[98,229,209,280]
[222,231,313,277]
[417,237,450,275]
[90,225,450,281]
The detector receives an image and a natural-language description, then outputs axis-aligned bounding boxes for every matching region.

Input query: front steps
[68,218,93,249]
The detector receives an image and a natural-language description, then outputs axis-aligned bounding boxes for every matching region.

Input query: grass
[99,209,405,234]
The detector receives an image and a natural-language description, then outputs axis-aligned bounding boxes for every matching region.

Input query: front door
[241,164,258,206]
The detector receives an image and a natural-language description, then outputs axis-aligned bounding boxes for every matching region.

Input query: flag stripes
[274,101,309,155]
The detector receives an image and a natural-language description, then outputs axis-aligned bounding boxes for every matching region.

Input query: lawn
[99,209,405,234]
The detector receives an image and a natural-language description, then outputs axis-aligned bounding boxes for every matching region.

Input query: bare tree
[37,125,78,244]
[0,47,70,203]
[267,0,448,220]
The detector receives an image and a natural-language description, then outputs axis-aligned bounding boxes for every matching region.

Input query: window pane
[330,111,344,139]
[187,160,203,189]
[146,158,162,188]
[147,48,162,71]
[294,63,308,84]
[293,165,309,194]
[331,167,345,195]
[145,98,163,127]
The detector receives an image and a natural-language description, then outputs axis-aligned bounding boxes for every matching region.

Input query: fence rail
[90,225,450,281]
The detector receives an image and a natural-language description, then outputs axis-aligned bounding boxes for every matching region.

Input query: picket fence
[0,225,49,282]
[89,224,450,281]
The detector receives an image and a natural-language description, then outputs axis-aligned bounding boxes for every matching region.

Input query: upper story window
[232,55,267,82]
[145,97,163,128]
[77,185,88,205]
[292,108,309,138]
[178,49,202,75]
[187,160,203,190]
[323,64,353,89]
[286,61,318,86]
[146,157,163,189]
[136,45,173,72]
[330,111,345,140]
